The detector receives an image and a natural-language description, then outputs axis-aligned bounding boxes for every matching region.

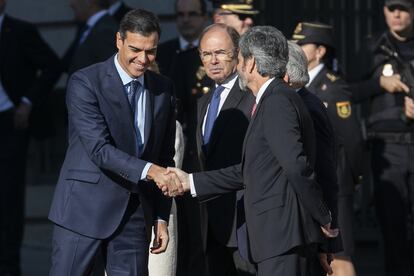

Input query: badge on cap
[336,101,351,118]
[382,64,394,77]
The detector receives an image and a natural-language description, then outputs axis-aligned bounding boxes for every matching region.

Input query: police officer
[354,0,414,275]
[292,22,364,276]
[209,0,258,35]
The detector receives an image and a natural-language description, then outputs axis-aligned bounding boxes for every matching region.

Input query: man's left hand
[14,102,32,130]
[150,220,169,254]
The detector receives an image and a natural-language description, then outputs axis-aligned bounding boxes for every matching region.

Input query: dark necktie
[203,85,225,145]
[127,80,144,154]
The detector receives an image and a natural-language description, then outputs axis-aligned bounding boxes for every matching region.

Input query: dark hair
[175,0,207,15]
[119,9,161,40]
[199,23,240,49]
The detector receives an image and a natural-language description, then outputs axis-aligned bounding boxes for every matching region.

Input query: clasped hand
[149,165,190,197]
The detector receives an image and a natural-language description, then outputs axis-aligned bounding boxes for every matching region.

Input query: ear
[283,73,290,84]
[248,57,256,74]
[316,45,327,60]
[116,32,122,50]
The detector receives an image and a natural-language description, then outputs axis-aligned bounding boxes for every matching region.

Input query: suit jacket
[0,15,61,137]
[48,56,175,240]
[307,67,363,195]
[63,14,118,76]
[196,78,255,249]
[193,78,331,262]
[111,2,132,23]
[298,87,342,253]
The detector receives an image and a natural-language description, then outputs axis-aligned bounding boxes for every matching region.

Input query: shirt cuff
[155,219,167,225]
[21,97,32,105]
[141,162,153,180]
[189,174,197,197]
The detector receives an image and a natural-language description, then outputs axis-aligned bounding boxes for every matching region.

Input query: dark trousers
[256,246,324,276]
[205,230,256,276]
[371,140,414,276]
[0,110,29,276]
[175,194,207,276]
[49,194,149,276]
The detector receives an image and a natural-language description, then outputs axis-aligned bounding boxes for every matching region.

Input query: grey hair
[287,41,310,86]
[239,26,288,78]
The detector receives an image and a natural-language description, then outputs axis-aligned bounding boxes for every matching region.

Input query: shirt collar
[0,13,5,31]
[108,1,122,16]
[114,54,144,87]
[307,63,324,86]
[86,10,107,29]
[179,35,199,51]
[256,77,275,104]
[217,73,238,90]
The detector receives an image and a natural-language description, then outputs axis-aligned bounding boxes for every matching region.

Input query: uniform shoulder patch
[336,101,351,118]
[326,73,339,82]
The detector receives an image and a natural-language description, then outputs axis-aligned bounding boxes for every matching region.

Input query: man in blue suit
[48,9,178,275]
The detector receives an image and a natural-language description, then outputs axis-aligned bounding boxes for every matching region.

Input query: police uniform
[355,0,414,273]
[293,22,364,257]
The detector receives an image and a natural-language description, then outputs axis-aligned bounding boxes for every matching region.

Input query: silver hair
[238,26,288,78]
[287,41,310,87]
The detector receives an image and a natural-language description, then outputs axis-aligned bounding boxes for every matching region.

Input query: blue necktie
[203,85,225,145]
[127,80,144,155]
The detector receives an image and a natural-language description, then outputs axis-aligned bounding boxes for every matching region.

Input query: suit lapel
[241,79,278,166]
[208,81,245,151]
[103,57,138,155]
[143,72,154,154]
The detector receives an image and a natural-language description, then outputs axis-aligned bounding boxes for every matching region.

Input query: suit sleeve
[193,163,244,202]
[67,71,148,184]
[21,23,61,105]
[262,94,331,226]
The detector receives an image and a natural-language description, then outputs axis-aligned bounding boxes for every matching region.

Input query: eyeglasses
[199,49,237,62]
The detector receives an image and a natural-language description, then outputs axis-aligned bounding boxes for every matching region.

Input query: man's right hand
[147,164,182,194]
[380,74,410,93]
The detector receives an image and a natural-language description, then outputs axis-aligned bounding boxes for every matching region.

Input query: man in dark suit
[0,1,61,275]
[48,9,178,275]
[167,26,338,276]
[196,24,255,276]
[285,41,341,274]
[107,0,132,22]
[63,0,118,75]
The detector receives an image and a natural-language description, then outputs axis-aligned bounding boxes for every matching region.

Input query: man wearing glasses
[196,23,256,276]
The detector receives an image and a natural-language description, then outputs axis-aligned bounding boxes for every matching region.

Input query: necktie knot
[213,85,225,99]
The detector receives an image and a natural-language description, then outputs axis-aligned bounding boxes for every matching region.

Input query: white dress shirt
[179,36,199,51]
[306,63,324,87]
[201,74,238,135]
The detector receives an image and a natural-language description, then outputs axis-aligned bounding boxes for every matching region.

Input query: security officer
[292,22,364,276]
[209,0,259,35]
[354,0,414,275]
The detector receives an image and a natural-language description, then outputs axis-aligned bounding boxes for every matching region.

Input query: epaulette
[326,73,339,82]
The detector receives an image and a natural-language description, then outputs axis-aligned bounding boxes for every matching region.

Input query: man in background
[0,0,61,275]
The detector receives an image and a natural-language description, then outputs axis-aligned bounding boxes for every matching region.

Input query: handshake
[147,164,191,197]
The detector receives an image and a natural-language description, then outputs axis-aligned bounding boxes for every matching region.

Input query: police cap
[385,0,414,9]
[209,0,259,15]
[291,22,335,48]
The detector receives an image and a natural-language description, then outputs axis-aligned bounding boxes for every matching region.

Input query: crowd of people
[0,0,414,275]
